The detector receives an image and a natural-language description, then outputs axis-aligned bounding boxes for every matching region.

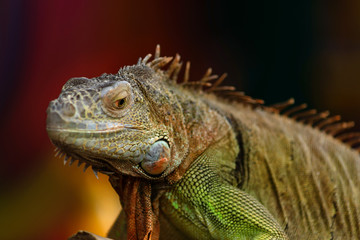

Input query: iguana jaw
[47,124,172,179]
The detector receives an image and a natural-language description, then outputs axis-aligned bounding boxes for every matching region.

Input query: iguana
[46,45,360,240]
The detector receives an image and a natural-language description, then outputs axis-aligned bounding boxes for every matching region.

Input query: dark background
[1,0,359,239]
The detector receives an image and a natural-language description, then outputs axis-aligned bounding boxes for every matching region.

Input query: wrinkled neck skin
[162,83,238,184]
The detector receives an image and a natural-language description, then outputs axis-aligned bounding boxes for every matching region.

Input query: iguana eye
[101,81,133,117]
[113,97,127,109]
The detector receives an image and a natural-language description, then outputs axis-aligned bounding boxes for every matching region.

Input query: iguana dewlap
[46,46,360,240]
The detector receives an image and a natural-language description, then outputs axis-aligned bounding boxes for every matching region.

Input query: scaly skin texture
[47,46,360,240]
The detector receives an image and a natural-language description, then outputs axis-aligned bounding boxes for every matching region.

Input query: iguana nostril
[141,140,170,175]
[62,102,76,117]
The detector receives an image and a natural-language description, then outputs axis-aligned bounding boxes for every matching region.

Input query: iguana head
[46,51,190,180]
[47,46,240,183]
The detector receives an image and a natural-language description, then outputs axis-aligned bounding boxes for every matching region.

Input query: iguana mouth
[53,147,118,179]
[52,137,171,179]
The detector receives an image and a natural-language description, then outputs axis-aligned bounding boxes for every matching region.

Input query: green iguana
[46,45,360,240]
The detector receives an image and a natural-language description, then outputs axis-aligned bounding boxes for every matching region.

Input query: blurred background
[0,0,359,239]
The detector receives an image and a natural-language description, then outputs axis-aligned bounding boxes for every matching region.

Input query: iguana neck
[166,87,239,184]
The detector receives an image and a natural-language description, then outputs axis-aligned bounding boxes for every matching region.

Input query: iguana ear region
[141,140,170,176]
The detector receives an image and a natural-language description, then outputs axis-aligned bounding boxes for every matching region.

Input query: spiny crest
[137,44,264,107]
[138,45,360,152]
[269,99,360,152]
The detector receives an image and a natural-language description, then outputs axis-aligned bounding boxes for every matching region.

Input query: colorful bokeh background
[1,1,359,239]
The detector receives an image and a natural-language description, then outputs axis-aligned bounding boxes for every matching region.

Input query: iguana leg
[160,152,288,240]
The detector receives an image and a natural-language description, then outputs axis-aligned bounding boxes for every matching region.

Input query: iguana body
[46,46,360,239]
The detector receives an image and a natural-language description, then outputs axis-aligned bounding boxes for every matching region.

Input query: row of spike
[269,98,360,151]
[54,147,114,179]
[136,45,264,106]
[138,45,359,152]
